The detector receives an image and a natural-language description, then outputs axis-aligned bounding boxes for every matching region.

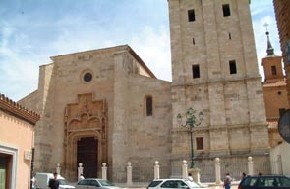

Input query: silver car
[75,178,121,189]
[147,178,207,189]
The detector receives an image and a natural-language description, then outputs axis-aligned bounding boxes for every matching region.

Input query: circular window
[83,72,92,82]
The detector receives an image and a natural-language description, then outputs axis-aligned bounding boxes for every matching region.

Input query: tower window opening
[193,37,196,45]
[188,9,196,22]
[196,137,204,150]
[229,32,232,40]
[145,96,153,116]
[222,4,231,17]
[271,65,277,75]
[192,65,200,79]
[229,60,237,74]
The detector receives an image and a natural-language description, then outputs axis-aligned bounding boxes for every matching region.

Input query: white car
[147,178,207,189]
[35,172,75,189]
[75,178,121,189]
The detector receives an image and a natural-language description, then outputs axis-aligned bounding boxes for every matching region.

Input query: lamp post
[177,107,203,168]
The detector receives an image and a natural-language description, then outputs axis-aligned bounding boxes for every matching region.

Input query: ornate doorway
[64,93,107,180]
[77,137,98,178]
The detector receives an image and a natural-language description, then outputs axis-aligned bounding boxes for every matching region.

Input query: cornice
[0,94,40,125]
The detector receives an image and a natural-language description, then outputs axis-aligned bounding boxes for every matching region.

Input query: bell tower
[168,0,269,169]
[262,27,284,82]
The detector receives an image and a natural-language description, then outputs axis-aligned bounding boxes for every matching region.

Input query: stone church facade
[20,0,270,181]
[20,46,173,180]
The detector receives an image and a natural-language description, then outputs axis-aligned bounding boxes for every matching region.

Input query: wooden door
[77,137,98,178]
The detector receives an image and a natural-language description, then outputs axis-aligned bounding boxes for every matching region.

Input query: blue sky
[0,0,280,101]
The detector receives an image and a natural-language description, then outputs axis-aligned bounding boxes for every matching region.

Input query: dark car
[238,175,290,189]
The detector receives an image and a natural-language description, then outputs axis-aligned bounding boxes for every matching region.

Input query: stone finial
[215,158,220,163]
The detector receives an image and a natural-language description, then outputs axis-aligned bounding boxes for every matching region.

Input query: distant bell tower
[168,0,269,170]
[262,24,284,82]
[261,26,288,147]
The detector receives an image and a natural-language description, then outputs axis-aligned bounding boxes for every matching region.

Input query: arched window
[145,96,153,116]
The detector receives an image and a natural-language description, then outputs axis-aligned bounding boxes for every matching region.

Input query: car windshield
[148,180,163,187]
[98,179,115,186]
[58,179,69,185]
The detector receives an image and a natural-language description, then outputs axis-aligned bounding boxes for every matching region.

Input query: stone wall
[168,0,269,168]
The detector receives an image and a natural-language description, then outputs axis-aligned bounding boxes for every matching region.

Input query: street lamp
[177,107,203,168]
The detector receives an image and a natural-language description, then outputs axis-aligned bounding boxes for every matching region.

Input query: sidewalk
[207,185,238,189]
[123,182,240,189]
[205,181,239,189]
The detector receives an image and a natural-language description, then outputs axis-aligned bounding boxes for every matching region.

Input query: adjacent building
[269,0,290,176]
[261,30,289,147]
[0,94,39,189]
[273,0,290,105]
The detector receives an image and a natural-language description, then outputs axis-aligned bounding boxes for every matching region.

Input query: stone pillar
[56,163,61,175]
[182,160,188,179]
[248,157,254,175]
[154,161,160,179]
[214,158,221,184]
[78,163,84,179]
[127,162,132,187]
[188,168,201,184]
[102,163,107,180]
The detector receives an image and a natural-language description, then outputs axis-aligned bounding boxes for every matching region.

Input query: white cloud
[0,54,39,101]
[130,25,172,81]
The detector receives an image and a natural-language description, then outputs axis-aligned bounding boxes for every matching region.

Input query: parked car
[238,175,290,189]
[75,178,121,189]
[35,172,75,189]
[147,178,206,189]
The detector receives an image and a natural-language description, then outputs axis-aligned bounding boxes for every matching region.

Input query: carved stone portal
[64,93,107,180]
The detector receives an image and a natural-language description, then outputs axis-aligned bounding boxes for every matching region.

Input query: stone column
[182,160,188,179]
[248,157,254,175]
[102,163,107,180]
[154,161,160,179]
[56,163,61,175]
[214,158,221,184]
[127,162,132,187]
[78,163,84,179]
[188,167,201,184]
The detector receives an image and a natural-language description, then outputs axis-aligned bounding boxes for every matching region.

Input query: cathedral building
[20,45,173,180]
[19,0,270,182]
